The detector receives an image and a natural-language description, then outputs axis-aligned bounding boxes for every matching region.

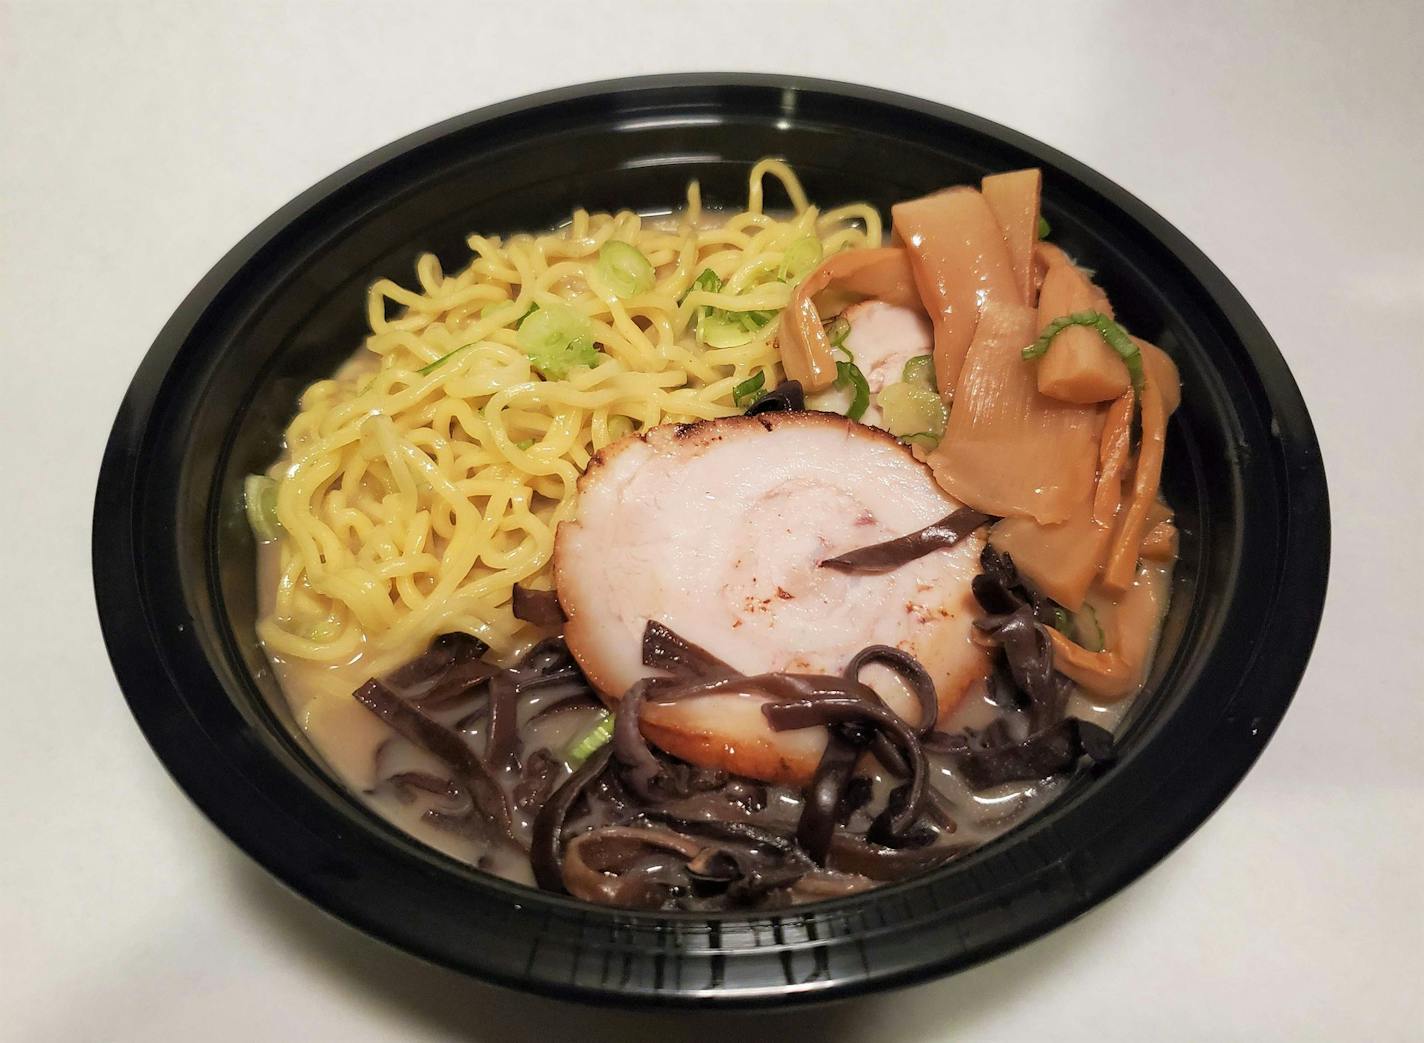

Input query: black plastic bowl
[93,75,1328,1007]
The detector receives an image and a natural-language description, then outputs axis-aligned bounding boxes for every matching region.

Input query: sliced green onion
[1037,215,1051,239]
[1052,605,1071,631]
[687,267,782,347]
[836,360,870,421]
[244,474,281,542]
[564,710,614,767]
[1022,310,1144,394]
[733,371,767,407]
[779,235,823,280]
[1072,604,1106,652]
[517,302,600,379]
[481,299,538,325]
[418,345,471,375]
[901,354,935,387]
[513,438,535,450]
[698,311,755,348]
[824,314,852,352]
[682,267,723,303]
[606,415,634,441]
[878,381,948,445]
[597,241,655,299]
[736,309,778,332]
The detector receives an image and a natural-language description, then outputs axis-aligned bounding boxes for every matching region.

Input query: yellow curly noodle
[258,159,881,690]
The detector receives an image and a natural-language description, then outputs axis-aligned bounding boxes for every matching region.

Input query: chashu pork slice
[554,411,988,786]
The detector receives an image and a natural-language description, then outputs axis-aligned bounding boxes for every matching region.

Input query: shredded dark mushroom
[561,825,704,905]
[610,678,669,802]
[353,679,514,842]
[529,743,614,892]
[352,596,1125,910]
[385,771,463,806]
[951,717,1115,789]
[821,507,994,574]
[642,619,738,679]
[482,673,522,772]
[744,379,804,415]
[826,834,968,881]
[976,606,1057,719]
[844,644,939,736]
[415,658,501,710]
[639,812,809,861]
[513,749,560,810]
[512,584,567,626]
[385,632,488,691]
[796,729,867,864]
[763,694,928,843]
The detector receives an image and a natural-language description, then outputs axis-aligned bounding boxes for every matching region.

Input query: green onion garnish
[836,360,870,421]
[564,710,614,768]
[878,381,947,445]
[418,346,471,375]
[243,474,282,542]
[1022,310,1144,394]
[513,438,535,450]
[1073,604,1105,652]
[682,267,723,303]
[733,371,767,407]
[517,302,601,379]
[1037,215,1051,239]
[901,354,935,387]
[597,241,656,299]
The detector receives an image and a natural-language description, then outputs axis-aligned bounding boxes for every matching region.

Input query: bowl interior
[98,77,1326,1007]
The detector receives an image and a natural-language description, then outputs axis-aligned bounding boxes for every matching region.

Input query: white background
[3,1,1420,1040]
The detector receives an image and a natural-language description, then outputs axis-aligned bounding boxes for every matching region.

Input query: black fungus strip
[513,749,559,811]
[826,835,968,881]
[353,679,514,841]
[385,632,488,691]
[686,849,744,897]
[951,717,1116,789]
[821,508,994,575]
[639,813,810,862]
[512,584,567,626]
[796,729,865,865]
[744,380,805,415]
[974,546,1056,625]
[529,743,614,892]
[975,606,1057,717]
[561,826,705,906]
[762,695,928,842]
[482,673,522,772]
[415,658,501,709]
[843,644,939,736]
[610,678,667,802]
[518,635,576,675]
[642,620,739,679]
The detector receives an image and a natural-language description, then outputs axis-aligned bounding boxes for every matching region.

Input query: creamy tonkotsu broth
[247,160,1182,909]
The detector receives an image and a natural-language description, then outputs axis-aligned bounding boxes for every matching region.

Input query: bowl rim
[92,73,1329,1007]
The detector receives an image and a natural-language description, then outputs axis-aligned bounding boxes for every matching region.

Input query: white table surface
[3,1,1420,1039]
